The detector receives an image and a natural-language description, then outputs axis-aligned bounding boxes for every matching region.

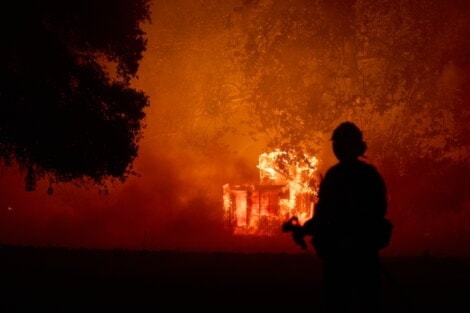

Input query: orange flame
[223,149,319,236]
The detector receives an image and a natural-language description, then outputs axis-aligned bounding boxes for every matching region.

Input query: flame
[223,149,319,236]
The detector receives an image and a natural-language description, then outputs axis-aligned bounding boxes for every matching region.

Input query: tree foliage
[228,0,470,165]
[0,0,152,190]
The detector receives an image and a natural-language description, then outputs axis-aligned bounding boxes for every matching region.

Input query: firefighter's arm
[281,217,308,249]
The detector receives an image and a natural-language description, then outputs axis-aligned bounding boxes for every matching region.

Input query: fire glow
[223,149,319,236]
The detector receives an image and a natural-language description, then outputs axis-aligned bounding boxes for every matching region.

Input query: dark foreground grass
[0,245,468,312]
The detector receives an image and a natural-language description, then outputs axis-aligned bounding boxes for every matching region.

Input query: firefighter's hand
[282,217,307,250]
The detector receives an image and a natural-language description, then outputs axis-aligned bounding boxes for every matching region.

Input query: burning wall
[223,149,319,236]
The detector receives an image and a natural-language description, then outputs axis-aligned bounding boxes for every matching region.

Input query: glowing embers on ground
[223,149,319,236]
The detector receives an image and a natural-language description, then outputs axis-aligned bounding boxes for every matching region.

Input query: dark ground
[0,245,468,312]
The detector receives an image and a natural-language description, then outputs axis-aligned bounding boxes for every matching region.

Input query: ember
[223,149,319,236]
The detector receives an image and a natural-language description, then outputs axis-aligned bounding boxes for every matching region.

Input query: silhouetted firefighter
[283,121,393,313]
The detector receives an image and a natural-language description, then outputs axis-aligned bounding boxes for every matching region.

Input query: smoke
[0,123,264,251]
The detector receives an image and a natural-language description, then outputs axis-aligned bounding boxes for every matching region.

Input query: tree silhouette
[0,0,152,190]
[227,0,469,164]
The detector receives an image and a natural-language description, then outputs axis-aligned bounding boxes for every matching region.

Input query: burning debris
[223,149,319,236]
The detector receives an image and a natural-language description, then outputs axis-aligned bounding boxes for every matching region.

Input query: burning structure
[223,149,319,236]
